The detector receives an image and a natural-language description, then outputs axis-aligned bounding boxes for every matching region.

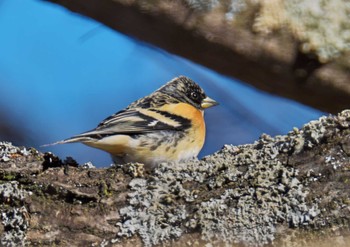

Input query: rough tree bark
[46,0,350,113]
[0,110,350,246]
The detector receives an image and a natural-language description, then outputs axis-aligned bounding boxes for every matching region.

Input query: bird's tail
[41,135,96,147]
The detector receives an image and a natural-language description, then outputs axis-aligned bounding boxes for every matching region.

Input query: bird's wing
[55,108,191,144]
[97,108,189,133]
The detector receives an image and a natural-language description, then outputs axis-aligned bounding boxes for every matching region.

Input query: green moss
[23,183,46,198]
[99,181,112,197]
[0,173,17,182]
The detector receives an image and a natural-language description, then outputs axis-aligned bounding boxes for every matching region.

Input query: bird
[47,76,218,168]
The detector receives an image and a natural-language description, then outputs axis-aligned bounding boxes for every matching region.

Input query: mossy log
[1,110,350,246]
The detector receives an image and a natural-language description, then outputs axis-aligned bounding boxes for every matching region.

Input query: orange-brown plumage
[159,102,206,149]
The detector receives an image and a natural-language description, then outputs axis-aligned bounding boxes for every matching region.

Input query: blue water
[0,0,324,166]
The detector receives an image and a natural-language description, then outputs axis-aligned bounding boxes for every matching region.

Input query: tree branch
[1,110,350,246]
[46,0,350,113]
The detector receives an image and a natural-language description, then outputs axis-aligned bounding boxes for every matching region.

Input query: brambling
[49,76,218,168]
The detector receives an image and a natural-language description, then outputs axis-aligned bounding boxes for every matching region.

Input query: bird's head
[158,76,218,110]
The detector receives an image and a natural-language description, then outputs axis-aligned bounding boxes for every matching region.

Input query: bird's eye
[191,92,198,99]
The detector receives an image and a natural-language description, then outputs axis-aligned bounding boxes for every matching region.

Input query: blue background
[0,0,323,166]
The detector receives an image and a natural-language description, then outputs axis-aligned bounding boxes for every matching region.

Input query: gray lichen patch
[0,142,39,162]
[116,177,188,246]
[1,206,29,247]
[0,181,29,247]
[0,181,27,202]
[115,110,350,246]
[0,143,35,246]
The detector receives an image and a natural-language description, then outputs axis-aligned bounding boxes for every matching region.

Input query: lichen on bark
[0,110,350,246]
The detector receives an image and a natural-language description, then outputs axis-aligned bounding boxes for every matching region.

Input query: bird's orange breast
[159,102,206,147]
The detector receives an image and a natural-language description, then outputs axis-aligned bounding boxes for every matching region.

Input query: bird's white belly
[111,130,202,168]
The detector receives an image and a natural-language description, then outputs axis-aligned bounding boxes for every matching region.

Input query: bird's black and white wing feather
[47,108,190,145]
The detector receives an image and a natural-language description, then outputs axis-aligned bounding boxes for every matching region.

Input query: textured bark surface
[46,0,350,113]
[0,110,350,246]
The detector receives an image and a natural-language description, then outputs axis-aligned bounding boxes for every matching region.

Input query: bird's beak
[201,96,219,109]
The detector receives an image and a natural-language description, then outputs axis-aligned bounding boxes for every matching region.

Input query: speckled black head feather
[128,76,208,109]
[157,76,207,109]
